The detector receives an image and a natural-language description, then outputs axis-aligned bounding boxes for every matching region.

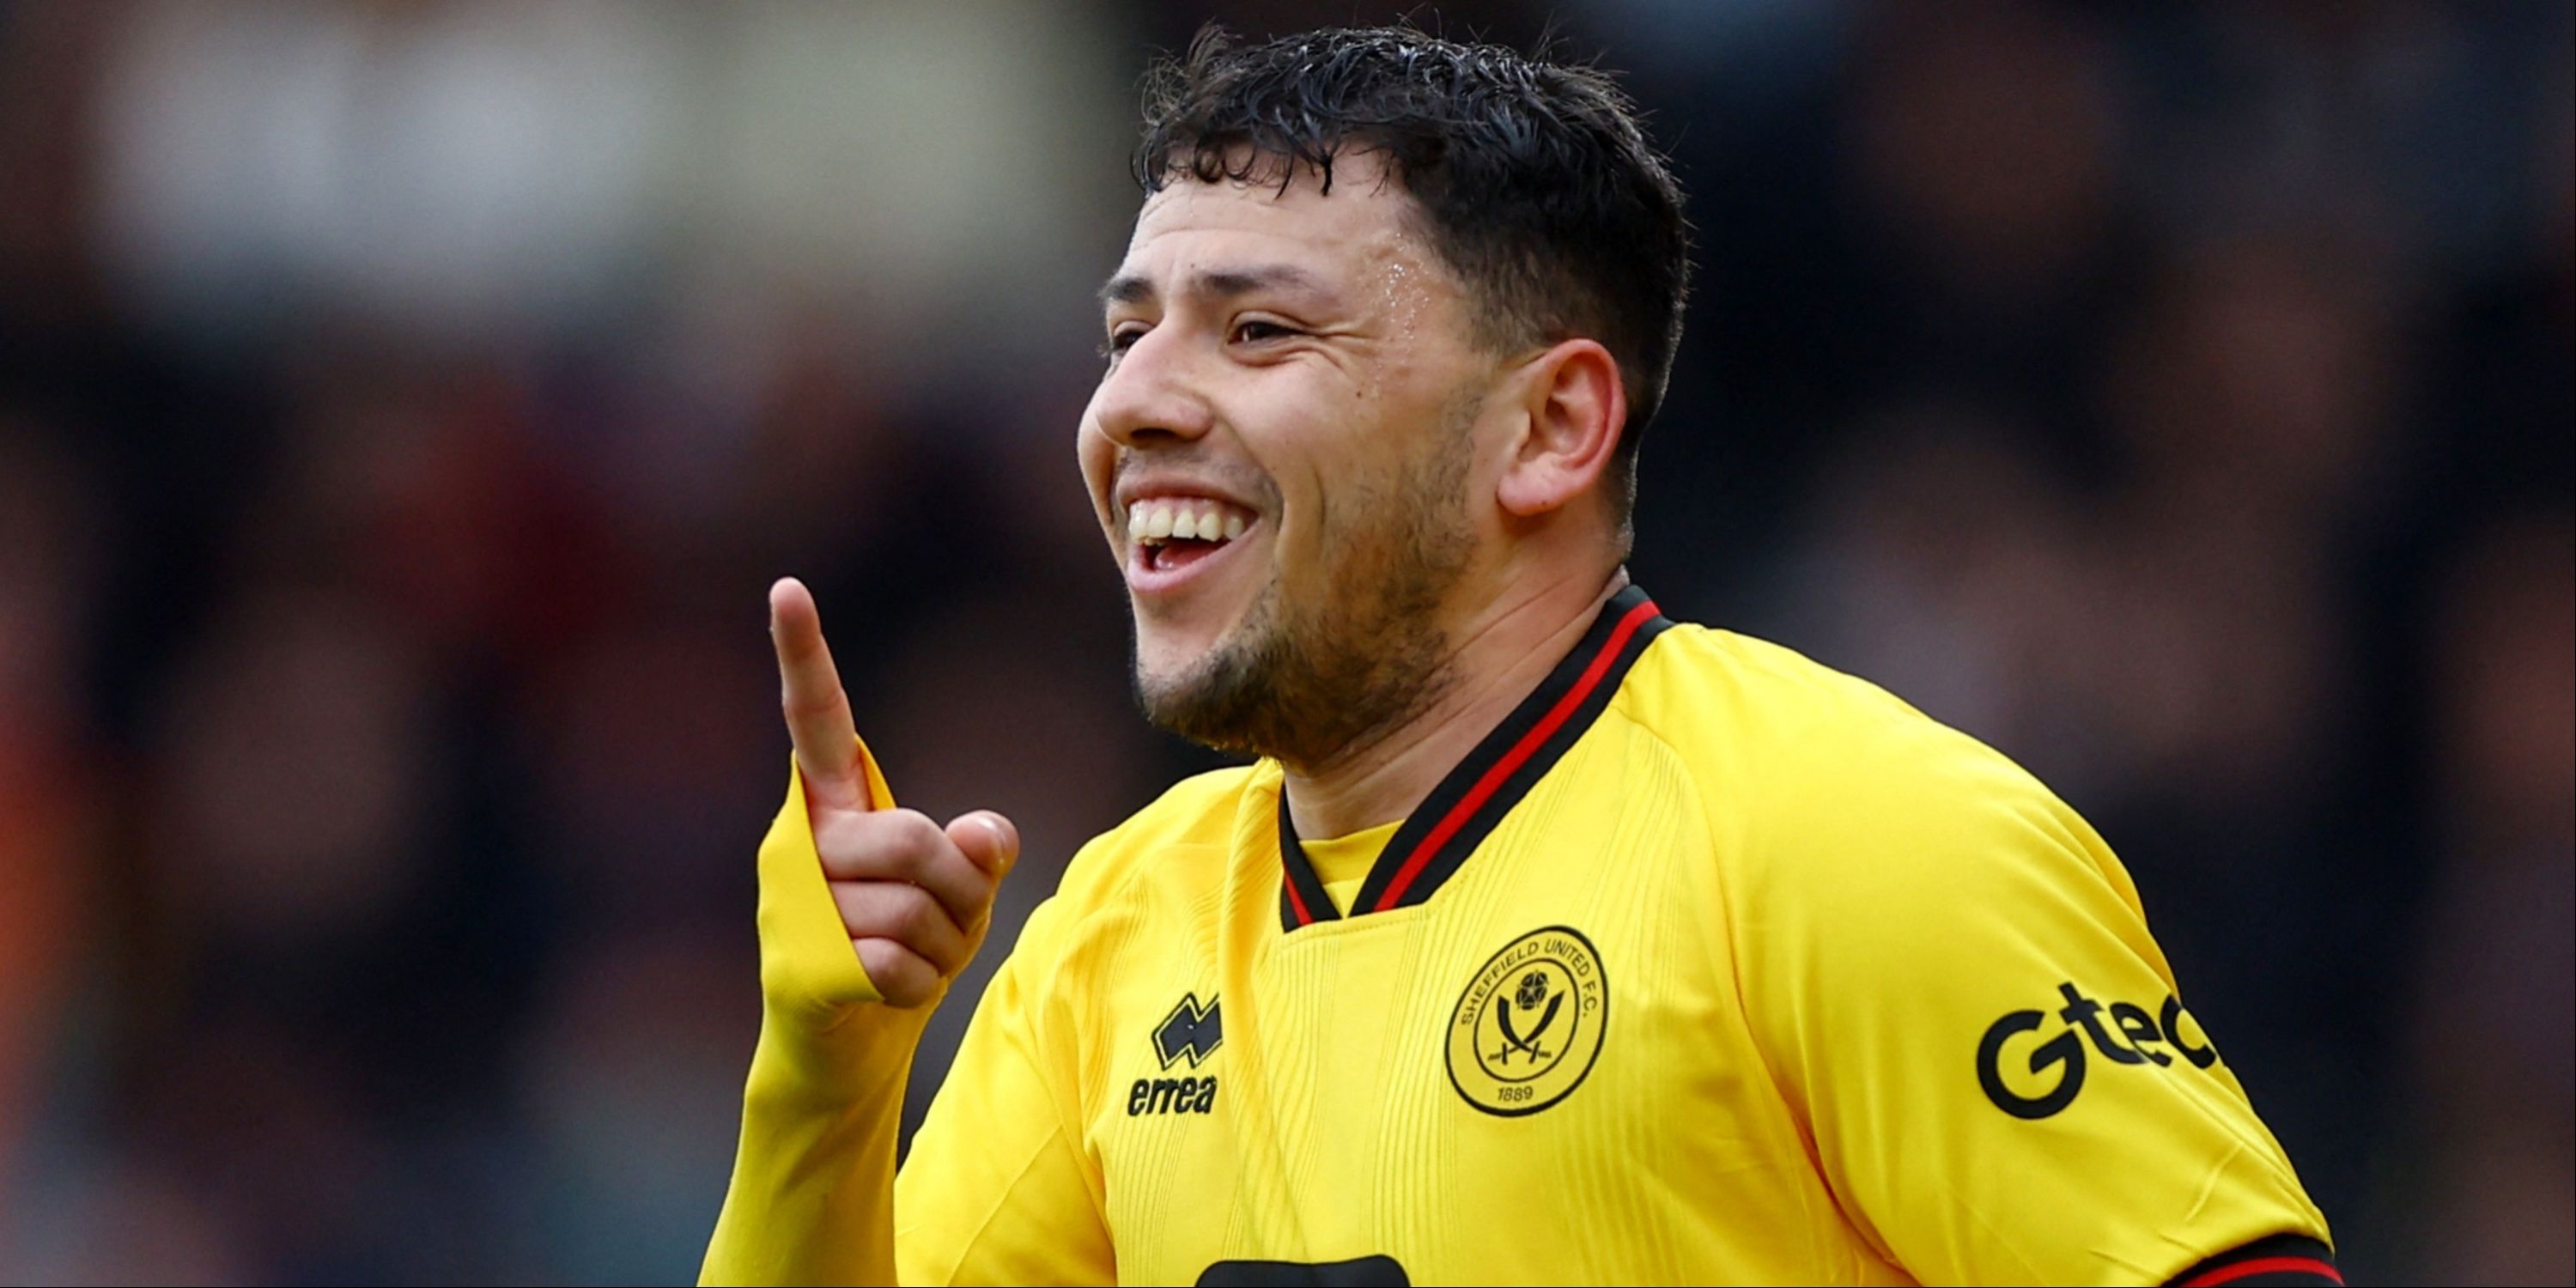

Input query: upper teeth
[1129,498,1251,544]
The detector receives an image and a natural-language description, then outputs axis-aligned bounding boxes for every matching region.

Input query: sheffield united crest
[1445,926,1607,1115]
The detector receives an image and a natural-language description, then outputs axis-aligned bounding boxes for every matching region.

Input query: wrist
[747,992,937,1111]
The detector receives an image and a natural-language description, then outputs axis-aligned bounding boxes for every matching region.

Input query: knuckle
[828,883,869,935]
[812,814,872,874]
[824,812,916,877]
[839,883,946,950]
[889,886,940,939]
[880,961,939,1008]
[888,811,946,874]
[894,807,944,846]
[855,936,902,975]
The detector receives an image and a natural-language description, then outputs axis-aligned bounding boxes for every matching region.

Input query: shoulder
[997,763,1259,990]
[1616,624,2140,928]
[1619,623,1990,772]
[1040,762,1263,916]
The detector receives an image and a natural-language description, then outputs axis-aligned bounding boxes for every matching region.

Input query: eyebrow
[1097,264,1335,311]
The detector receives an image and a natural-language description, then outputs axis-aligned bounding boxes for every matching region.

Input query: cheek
[1243,371,1430,568]
[1274,460,1380,589]
[1074,417,1115,513]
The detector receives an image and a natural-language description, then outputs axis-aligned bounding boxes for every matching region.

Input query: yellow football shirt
[722,586,2331,1285]
[1298,821,1399,915]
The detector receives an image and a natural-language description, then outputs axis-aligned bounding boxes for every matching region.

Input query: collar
[1276,584,1673,931]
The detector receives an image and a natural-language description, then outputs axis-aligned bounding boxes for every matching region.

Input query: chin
[1129,574,1262,672]
[1128,596,1282,749]
[1131,617,1225,692]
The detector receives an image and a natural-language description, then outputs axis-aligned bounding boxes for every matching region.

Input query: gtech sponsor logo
[1976,982,2218,1120]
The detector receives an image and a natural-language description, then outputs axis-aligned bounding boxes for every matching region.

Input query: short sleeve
[1733,730,2330,1286]
[895,890,1117,1286]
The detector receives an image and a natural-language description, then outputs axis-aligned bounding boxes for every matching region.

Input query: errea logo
[1154,993,1222,1069]
[1131,993,1220,1117]
[1977,982,2218,1120]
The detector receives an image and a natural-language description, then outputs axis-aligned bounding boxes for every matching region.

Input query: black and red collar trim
[1277,584,1674,932]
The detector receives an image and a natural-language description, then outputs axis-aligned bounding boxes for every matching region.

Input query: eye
[1100,325,1147,361]
[1231,319,1301,345]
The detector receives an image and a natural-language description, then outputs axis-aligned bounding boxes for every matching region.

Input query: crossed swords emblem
[1489,970,1564,1065]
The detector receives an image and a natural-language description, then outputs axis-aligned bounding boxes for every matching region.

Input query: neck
[1282,563,1629,840]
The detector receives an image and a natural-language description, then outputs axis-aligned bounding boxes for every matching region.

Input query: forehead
[1115,155,1440,295]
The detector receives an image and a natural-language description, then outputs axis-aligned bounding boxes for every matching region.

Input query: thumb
[945,811,1020,878]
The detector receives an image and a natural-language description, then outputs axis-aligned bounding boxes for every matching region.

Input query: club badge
[1445,926,1607,1115]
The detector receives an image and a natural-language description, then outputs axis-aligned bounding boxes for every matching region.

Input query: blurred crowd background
[0,1,2566,1283]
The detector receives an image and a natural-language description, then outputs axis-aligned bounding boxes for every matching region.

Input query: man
[704,27,2336,1287]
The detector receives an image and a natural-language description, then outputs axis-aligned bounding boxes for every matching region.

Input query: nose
[1089,326,1216,450]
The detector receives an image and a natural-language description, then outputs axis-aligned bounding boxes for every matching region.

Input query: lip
[1108,471,1265,601]
[1123,515,1261,598]
[1111,472,1259,515]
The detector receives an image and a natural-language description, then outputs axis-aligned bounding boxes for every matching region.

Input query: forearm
[702,1005,927,1286]
[711,599,1023,1285]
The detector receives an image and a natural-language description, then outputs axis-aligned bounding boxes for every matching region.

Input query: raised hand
[769,577,1018,1008]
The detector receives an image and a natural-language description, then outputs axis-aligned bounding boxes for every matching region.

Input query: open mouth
[1129,496,1255,575]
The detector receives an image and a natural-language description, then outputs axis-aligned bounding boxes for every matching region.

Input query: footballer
[702,27,2336,1287]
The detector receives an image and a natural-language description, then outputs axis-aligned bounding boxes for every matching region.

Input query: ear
[1496,338,1626,519]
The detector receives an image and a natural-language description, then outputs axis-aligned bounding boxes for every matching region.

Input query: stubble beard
[1133,407,1479,775]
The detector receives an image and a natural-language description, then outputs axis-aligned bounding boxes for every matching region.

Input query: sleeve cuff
[2167,1233,2341,1286]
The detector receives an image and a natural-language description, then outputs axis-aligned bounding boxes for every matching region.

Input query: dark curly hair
[1134,25,1691,526]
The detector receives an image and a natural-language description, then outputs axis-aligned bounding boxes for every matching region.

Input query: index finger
[769,577,863,808]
